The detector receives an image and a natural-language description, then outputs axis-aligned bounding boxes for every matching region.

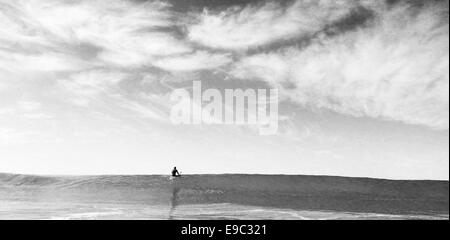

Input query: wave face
[0,173,448,219]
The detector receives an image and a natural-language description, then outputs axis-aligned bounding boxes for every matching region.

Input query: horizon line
[1,171,448,182]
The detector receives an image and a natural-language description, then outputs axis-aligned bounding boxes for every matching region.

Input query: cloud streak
[187,0,363,50]
[231,1,449,129]
[0,0,191,69]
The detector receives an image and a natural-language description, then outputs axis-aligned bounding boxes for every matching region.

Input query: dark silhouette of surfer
[172,167,181,177]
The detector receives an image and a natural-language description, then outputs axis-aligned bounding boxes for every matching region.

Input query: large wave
[0,173,448,216]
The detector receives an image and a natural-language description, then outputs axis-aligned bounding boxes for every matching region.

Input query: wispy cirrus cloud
[0,0,237,120]
[231,1,449,130]
[187,0,362,50]
[56,69,168,121]
[1,0,448,131]
[0,0,195,131]
[153,51,232,71]
[0,0,191,69]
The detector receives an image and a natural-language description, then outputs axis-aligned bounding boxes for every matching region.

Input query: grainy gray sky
[0,0,448,179]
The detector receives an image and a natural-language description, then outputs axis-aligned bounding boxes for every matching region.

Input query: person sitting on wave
[171,167,181,177]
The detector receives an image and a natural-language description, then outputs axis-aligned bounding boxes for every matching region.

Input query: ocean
[0,173,448,220]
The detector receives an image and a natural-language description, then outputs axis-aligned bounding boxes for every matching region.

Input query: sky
[0,0,448,180]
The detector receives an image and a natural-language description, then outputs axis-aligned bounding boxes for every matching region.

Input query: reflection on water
[169,187,180,220]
